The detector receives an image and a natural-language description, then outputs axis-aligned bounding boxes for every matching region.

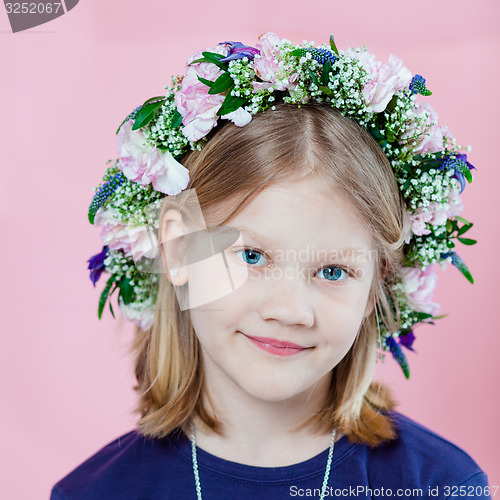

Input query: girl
[52,33,490,499]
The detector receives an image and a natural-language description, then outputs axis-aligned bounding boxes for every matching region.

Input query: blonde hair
[131,102,405,446]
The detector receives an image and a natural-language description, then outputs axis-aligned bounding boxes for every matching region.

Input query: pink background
[1,1,499,498]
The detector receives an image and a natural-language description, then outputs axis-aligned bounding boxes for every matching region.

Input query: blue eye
[317,266,349,282]
[237,248,268,266]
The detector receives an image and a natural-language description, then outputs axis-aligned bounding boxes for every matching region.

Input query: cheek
[186,242,249,310]
[189,292,248,349]
[318,286,371,345]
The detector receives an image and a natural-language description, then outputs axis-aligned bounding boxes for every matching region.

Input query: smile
[240,333,311,357]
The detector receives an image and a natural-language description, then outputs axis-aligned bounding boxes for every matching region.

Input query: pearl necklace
[189,421,337,500]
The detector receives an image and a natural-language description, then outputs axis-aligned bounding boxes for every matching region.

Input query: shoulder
[50,429,190,500]
[356,411,489,494]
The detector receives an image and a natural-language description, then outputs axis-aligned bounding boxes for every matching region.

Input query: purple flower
[219,41,260,62]
[88,172,125,224]
[438,154,476,194]
[441,251,474,284]
[398,330,415,351]
[386,336,410,379]
[409,75,431,96]
[293,47,336,64]
[87,245,108,286]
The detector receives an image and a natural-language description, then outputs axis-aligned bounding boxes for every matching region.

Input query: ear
[160,209,189,286]
[363,257,389,318]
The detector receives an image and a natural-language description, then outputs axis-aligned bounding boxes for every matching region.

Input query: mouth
[239,332,312,357]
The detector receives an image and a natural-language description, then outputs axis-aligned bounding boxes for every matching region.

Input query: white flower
[223,107,253,127]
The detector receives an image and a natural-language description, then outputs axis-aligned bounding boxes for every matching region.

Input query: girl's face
[187,175,377,405]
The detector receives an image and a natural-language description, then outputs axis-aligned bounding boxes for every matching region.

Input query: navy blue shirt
[51,412,491,499]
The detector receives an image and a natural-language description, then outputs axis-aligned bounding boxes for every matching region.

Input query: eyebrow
[225,225,372,261]
[227,225,276,248]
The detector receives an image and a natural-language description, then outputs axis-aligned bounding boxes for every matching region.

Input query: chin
[236,372,321,404]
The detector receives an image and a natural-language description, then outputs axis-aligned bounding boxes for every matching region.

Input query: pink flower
[175,45,226,142]
[405,187,464,241]
[175,44,255,141]
[346,50,412,113]
[117,121,190,195]
[427,189,464,226]
[252,32,298,92]
[119,298,155,331]
[446,188,464,218]
[401,266,440,316]
[427,203,448,227]
[94,207,159,261]
[126,224,160,262]
[401,102,448,155]
[409,207,433,237]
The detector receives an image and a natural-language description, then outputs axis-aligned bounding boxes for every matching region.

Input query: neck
[183,369,338,467]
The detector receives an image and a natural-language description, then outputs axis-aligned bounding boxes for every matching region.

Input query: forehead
[224,176,375,253]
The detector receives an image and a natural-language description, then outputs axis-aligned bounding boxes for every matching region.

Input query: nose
[255,269,315,328]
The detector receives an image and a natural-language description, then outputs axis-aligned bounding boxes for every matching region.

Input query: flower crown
[87,32,476,378]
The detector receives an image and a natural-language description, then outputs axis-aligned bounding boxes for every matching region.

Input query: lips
[240,332,311,357]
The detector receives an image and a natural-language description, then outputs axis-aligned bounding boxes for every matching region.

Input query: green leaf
[142,96,168,107]
[208,72,234,95]
[320,61,332,86]
[109,300,115,319]
[455,216,471,225]
[420,159,443,170]
[217,92,247,116]
[457,223,473,236]
[464,167,473,183]
[397,351,410,379]
[202,51,226,60]
[197,75,215,88]
[190,57,212,65]
[451,253,474,284]
[457,237,477,246]
[368,127,385,145]
[451,159,473,184]
[329,35,339,56]
[98,276,116,319]
[415,311,433,321]
[190,52,228,70]
[386,95,398,113]
[171,108,183,128]
[116,106,141,135]
[118,277,134,305]
[319,86,332,95]
[306,67,319,86]
[132,98,166,130]
[446,219,453,233]
[431,313,449,320]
